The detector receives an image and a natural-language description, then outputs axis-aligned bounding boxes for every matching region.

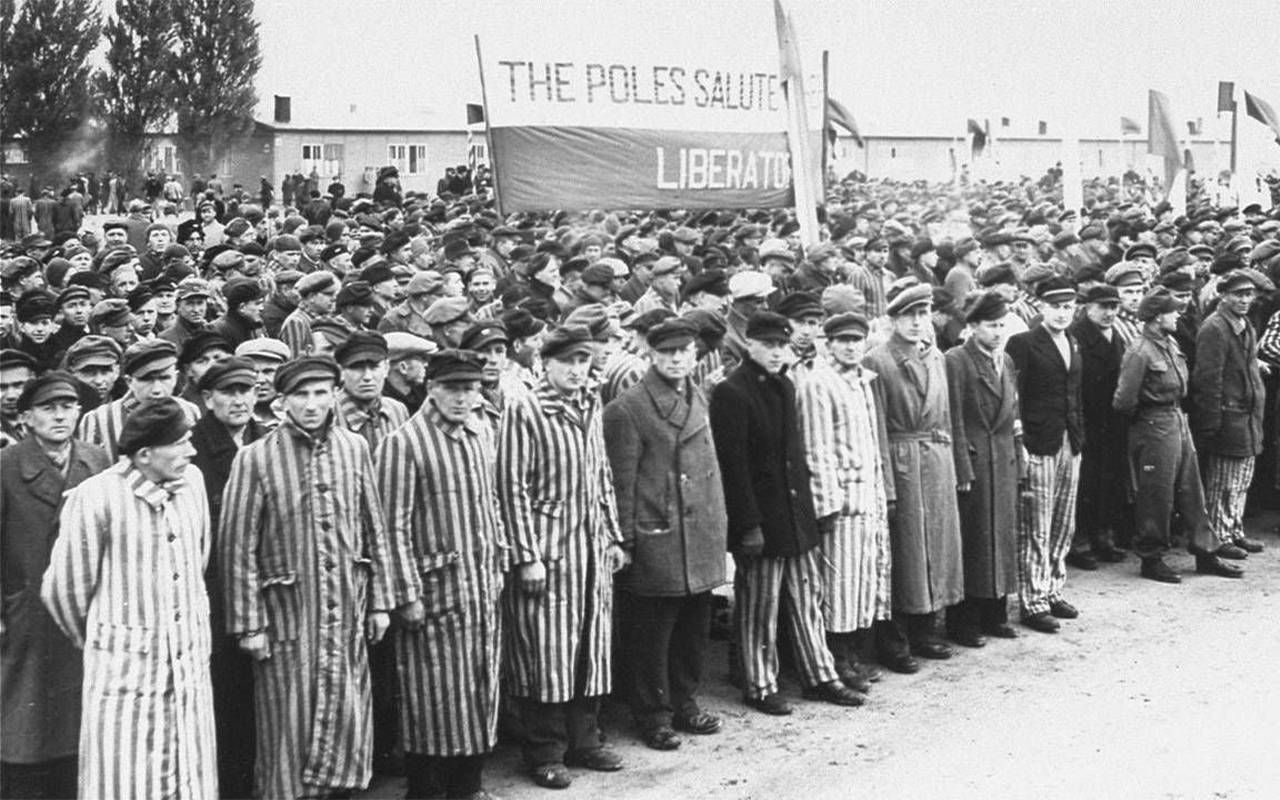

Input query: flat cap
[976,262,1018,287]
[682,269,730,299]
[459,321,509,351]
[16,372,79,411]
[406,270,444,296]
[540,325,595,360]
[274,355,340,393]
[335,280,374,308]
[359,263,395,286]
[1137,287,1180,321]
[745,310,792,342]
[729,270,773,300]
[885,283,933,316]
[580,263,616,287]
[1079,284,1120,305]
[424,296,471,325]
[274,269,304,286]
[15,290,57,322]
[117,398,192,456]
[774,291,824,320]
[235,337,291,363]
[224,277,264,308]
[500,308,545,340]
[122,339,178,376]
[178,331,232,367]
[175,277,212,301]
[210,249,246,273]
[563,304,618,342]
[963,290,1009,323]
[0,349,37,372]
[64,335,122,369]
[1217,270,1260,294]
[1104,262,1145,286]
[125,285,155,312]
[273,235,302,253]
[90,298,132,328]
[197,357,257,392]
[650,255,684,277]
[384,332,438,361]
[333,330,388,367]
[1124,242,1157,261]
[823,312,869,339]
[821,284,865,316]
[296,271,337,296]
[645,318,698,350]
[424,349,486,383]
[1035,276,1076,303]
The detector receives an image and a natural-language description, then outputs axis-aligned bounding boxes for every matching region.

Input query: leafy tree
[94,0,178,188]
[0,0,103,183]
[168,0,262,177]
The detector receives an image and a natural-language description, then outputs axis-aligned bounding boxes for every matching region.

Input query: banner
[475,19,823,212]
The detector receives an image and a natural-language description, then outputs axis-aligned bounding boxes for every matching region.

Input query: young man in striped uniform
[377,351,506,800]
[42,398,217,799]
[497,325,629,790]
[711,311,866,716]
[76,339,201,460]
[220,356,423,800]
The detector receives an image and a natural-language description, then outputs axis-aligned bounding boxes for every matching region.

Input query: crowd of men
[2,164,1280,800]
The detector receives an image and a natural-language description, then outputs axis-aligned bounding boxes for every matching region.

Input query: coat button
[320,521,332,531]
[316,483,329,493]
[167,533,176,542]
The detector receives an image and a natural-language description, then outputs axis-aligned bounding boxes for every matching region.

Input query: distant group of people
[1,161,1279,800]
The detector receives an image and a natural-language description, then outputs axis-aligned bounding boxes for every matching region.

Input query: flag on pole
[1121,116,1141,134]
[968,118,987,156]
[466,103,485,125]
[773,0,821,248]
[826,97,863,147]
[1148,90,1182,190]
[1217,82,1236,113]
[1244,90,1280,145]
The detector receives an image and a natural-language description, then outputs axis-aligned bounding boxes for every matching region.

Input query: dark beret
[910,237,936,260]
[117,397,192,456]
[1158,271,1195,293]
[424,349,486,383]
[224,277,264,309]
[540,325,596,360]
[15,289,58,322]
[333,331,388,367]
[580,263,615,287]
[622,307,676,332]
[359,264,395,286]
[125,285,155,312]
[645,318,698,350]
[1217,270,1259,294]
[681,268,730,299]
[1137,287,1180,321]
[0,349,38,372]
[963,290,1009,323]
[499,308,545,340]
[745,311,792,342]
[976,262,1018,287]
[335,280,374,308]
[1079,284,1120,304]
[178,331,231,367]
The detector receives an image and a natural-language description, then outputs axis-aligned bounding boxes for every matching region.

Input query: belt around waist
[888,430,952,444]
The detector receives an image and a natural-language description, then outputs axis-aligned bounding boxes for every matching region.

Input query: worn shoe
[1094,545,1127,563]
[564,747,623,772]
[1234,537,1264,554]
[745,692,793,716]
[804,680,866,707]
[530,763,572,789]
[641,726,682,751]
[1022,612,1060,633]
[982,622,1019,639]
[948,628,987,648]
[912,640,954,660]
[836,663,872,693]
[880,652,920,674]
[1215,543,1248,560]
[1195,554,1244,579]
[1065,551,1099,570]
[1140,558,1182,584]
[672,710,721,735]
[1049,599,1079,619]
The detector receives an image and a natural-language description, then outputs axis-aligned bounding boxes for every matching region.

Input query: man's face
[154,289,177,315]
[428,379,481,423]
[891,305,933,343]
[582,244,603,262]
[1041,299,1076,332]
[1222,287,1256,317]
[138,431,196,483]
[22,398,81,444]
[0,304,10,338]
[653,272,682,298]
[63,298,92,327]
[303,240,325,259]
[275,250,301,270]
[1084,301,1118,329]
[341,303,373,327]
[919,250,939,269]
[147,228,171,252]
[341,358,389,401]
[827,332,866,368]
[127,366,178,404]
[789,314,822,350]
[477,342,508,385]
[72,362,119,400]
[650,341,697,382]
[103,227,128,246]
[19,317,57,344]
[186,349,229,386]
[0,366,34,417]
[203,384,255,429]
[746,337,789,374]
[391,244,413,265]
[131,300,158,334]
[307,288,338,315]
[468,273,495,303]
[238,298,264,323]
[372,279,400,301]
[69,251,94,272]
[283,379,335,431]
[111,267,140,297]
[1118,284,1144,313]
[866,245,889,267]
[969,316,1007,351]
[200,206,217,223]
[1156,309,1180,333]
[543,351,593,393]
[394,357,427,387]
[247,358,280,403]
[177,296,208,324]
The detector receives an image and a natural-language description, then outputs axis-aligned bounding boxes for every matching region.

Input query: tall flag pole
[1148,89,1183,198]
[1217,81,1238,173]
[774,0,821,248]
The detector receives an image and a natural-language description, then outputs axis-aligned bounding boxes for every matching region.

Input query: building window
[389,144,427,175]
[301,143,322,162]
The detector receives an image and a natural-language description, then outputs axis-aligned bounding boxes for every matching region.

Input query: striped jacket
[279,306,319,357]
[77,393,202,461]
[41,462,217,800]
[219,414,420,798]
[335,389,409,451]
[601,348,648,405]
[497,381,623,702]
[376,403,506,755]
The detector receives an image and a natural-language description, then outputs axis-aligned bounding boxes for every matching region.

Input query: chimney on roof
[274,96,291,124]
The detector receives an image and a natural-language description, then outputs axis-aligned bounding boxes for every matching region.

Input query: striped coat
[220,416,421,799]
[376,404,506,756]
[279,306,320,357]
[335,389,409,450]
[497,381,624,703]
[601,348,648,405]
[41,462,216,800]
[797,359,894,631]
[76,394,201,461]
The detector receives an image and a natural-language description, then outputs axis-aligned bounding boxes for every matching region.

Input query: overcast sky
[255,0,1280,143]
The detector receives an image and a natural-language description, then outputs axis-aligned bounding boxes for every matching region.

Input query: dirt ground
[363,515,1280,800]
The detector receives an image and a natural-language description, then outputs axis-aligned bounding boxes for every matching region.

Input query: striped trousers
[1018,436,1081,617]
[734,550,839,700]
[1202,454,1256,546]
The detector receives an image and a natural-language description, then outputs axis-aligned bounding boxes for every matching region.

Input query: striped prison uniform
[1201,455,1255,546]
[1113,307,1142,350]
[278,305,320,358]
[734,551,840,699]
[41,462,217,800]
[220,414,421,800]
[600,348,648,405]
[1018,432,1081,616]
[376,402,506,757]
[497,381,623,703]
[336,389,410,450]
[797,360,894,632]
[77,393,201,461]
[846,263,891,319]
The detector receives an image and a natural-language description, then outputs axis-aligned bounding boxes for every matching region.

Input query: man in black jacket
[1005,277,1085,634]
[1067,284,1130,568]
[709,311,864,716]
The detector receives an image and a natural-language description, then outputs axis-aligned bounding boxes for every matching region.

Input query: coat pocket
[532,500,567,561]
[260,569,302,642]
[417,552,462,618]
[87,621,152,654]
